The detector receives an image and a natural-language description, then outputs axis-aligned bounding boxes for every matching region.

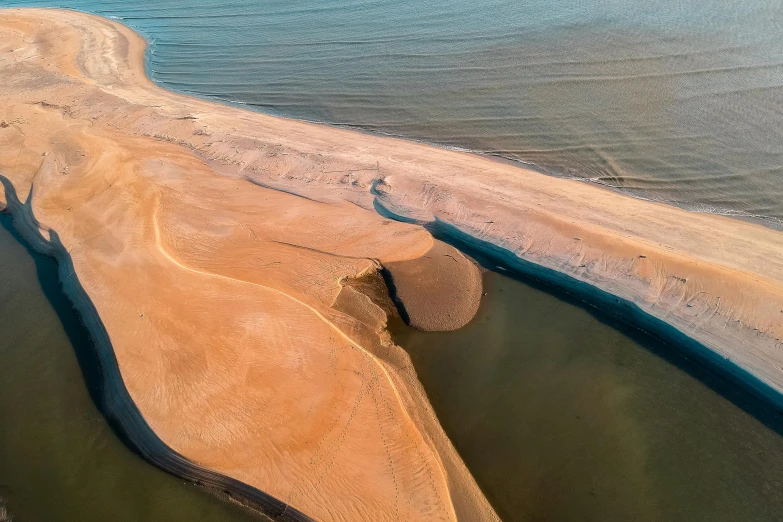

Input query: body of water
[391,270,783,522]
[2,2,783,521]
[0,212,266,522]
[6,0,783,226]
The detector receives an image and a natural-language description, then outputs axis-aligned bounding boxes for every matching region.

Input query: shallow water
[391,270,783,522]
[6,0,783,226]
[2,2,783,519]
[0,213,265,522]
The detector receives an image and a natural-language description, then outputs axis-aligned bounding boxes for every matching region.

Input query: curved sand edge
[384,240,483,331]
[3,6,783,521]
[94,1,783,397]
[0,179,311,522]
[0,9,494,522]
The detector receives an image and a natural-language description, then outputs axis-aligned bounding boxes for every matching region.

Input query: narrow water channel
[391,270,783,522]
[0,212,266,522]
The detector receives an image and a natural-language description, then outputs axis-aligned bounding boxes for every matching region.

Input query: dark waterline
[390,269,783,522]
[0,211,267,522]
[1,3,781,519]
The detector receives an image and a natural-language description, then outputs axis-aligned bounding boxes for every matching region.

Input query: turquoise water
[4,0,783,226]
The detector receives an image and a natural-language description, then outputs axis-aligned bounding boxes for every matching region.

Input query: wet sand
[1,7,783,522]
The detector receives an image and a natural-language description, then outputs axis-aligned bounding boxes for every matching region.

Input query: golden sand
[0,9,492,522]
[2,7,783,522]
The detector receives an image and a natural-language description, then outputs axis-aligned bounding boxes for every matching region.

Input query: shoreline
[0,180,312,522]
[103,4,783,235]
[425,220,783,413]
[144,65,783,234]
[106,1,781,235]
[1,7,783,521]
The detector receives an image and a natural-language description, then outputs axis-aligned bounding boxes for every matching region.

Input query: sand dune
[2,7,783,522]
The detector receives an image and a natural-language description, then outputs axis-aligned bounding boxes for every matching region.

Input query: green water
[0,213,266,522]
[3,209,783,522]
[392,270,783,522]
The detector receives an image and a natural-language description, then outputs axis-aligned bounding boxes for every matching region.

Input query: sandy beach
[1,7,783,522]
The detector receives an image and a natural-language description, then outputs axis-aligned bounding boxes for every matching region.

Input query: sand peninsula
[1,7,783,522]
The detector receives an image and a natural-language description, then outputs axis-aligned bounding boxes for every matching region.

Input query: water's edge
[0,175,316,522]
[170,74,783,232]
[128,11,783,233]
[427,219,783,412]
[6,7,783,512]
[371,188,783,417]
[3,8,783,521]
[36,3,769,234]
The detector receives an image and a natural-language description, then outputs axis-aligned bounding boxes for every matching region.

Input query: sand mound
[385,240,483,331]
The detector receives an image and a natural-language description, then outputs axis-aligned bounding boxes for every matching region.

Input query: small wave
[153,80,783,231]
[163,84,783,231]
[562,175,783,230]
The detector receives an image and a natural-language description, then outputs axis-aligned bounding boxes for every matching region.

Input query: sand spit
[1,6,783,521]
[0,8,494,522]
[0,177,307,522]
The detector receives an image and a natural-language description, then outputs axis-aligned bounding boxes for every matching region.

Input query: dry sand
[1,7,783,522]
[0,8,491,522]
[385,240,483,331]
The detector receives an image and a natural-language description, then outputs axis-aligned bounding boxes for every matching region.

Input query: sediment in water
[0,497,10,522]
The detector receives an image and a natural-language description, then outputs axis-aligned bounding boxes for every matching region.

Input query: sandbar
[1,7,783,522]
